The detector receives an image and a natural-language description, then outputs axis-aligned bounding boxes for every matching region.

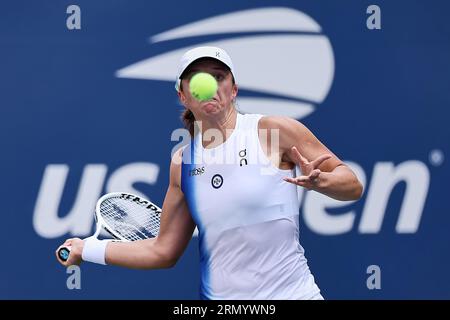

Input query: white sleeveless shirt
[181,113,321,299]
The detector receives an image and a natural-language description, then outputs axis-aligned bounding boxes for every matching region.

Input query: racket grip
[58,246,71,262]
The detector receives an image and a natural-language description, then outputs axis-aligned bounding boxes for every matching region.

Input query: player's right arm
[55,148,196,269]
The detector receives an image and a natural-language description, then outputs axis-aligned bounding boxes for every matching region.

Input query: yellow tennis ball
[189,72,218,101]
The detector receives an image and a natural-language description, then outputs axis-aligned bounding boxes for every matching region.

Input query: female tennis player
[56,46,363,300]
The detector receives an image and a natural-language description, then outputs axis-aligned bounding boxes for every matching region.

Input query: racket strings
[99,197,161,241]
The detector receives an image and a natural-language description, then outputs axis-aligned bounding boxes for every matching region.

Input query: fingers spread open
[311,154,332,169]
[309,169,321,180]
[291,147,308,165]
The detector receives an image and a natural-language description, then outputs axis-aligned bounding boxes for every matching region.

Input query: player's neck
[196,108,237,149]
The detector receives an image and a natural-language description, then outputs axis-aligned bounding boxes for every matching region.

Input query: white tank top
[181,113,321,299]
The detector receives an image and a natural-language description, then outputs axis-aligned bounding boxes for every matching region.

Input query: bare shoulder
[259,115,307,133]
[169,147,185,188]
[171,147,184,164]
[258,115,312,148]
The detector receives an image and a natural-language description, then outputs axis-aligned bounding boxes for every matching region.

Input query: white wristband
[81,237,111,265]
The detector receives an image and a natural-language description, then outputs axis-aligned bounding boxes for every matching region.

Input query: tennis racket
[57,192,162,262]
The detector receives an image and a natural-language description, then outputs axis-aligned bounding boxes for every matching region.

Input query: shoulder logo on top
[239,149,248,167]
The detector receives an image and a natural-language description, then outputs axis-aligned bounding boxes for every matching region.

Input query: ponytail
[181,108,195,137]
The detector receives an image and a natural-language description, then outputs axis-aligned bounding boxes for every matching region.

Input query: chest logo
[211,174,224,189]
[239,148,248,166]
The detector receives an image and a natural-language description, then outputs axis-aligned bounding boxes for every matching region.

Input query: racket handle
[58,246,71,262]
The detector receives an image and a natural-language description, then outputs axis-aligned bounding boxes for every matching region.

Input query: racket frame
[57,192,161,262]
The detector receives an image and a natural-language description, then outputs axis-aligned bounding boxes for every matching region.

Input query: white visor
[175,46,236,91]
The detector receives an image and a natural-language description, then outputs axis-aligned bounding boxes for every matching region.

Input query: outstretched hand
[283,146,331,190]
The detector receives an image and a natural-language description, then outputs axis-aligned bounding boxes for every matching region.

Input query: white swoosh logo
[116,7,334,119]
[150,7,321,43]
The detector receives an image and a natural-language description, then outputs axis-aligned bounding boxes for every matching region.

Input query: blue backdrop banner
[1,0,449,299]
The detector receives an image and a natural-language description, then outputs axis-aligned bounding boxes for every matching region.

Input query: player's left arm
[261,116,363,201]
